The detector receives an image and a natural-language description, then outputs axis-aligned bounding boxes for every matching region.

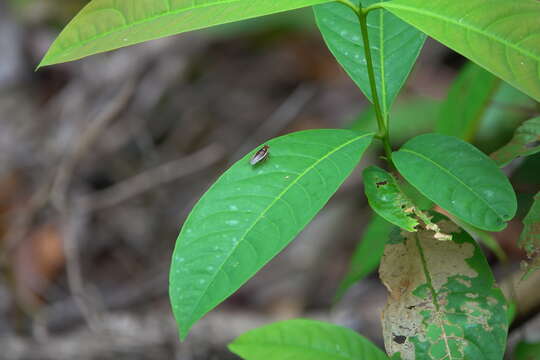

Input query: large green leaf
[228,319,389,360]
[334,214,394,302]
[436,62,499,141]
[314,0,425,117]
[519,192,540,278]
[169,129,373,339]
[490,117,540,167]
[392,133,517,231]
[38,0,334,67]
[377,0,540,103]
[363,166,418,232]
[380,214,508,360]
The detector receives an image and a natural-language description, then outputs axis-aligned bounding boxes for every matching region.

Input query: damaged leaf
[380,214,508,360]
[363,166,419,232]
[520,192,540,278]
[363,166,450,240]
[491,117,540,167]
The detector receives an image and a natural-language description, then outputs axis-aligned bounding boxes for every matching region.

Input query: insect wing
[250,145,269,165]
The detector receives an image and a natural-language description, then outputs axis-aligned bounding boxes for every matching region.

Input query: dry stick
[77,143,224,211]
[230,83,317,163]
[50,80,137,211]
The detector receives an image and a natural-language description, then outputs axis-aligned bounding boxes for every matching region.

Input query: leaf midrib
[186,133,372,328]
[43,0,331,64]
[398,148,503,220]
[381,2,540,62]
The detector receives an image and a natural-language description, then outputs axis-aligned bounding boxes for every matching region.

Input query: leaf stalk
[355,8,393,164]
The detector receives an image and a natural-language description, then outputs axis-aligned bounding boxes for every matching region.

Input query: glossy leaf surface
[378,0,540,103]
[39,0,334,67]
[491,117,540,167]
[519,192,540,278]
[363,166,418,232]
[314,0,425,117]
[335,214,394,302]
[380,215,508,360]
[170,129,373,339]
[393,133,517,231]
[229,319,388,360]
[436,62,499,141]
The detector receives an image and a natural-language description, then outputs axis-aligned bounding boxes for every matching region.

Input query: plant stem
[356,10,393,163]
[335,0,360,13]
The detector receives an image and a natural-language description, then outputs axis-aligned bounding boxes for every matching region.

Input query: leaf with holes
[363,166,418,232]
[491,117,540,167]
[38,0,335,67]
[519,192,540,278]
[335,214,394,302]
[169,129,374,339]
[314,0,425,117]
[392,133,517,231]
[229,319,389,360]
[436,62,500,141]
[378,0,540,103]
[380,214,508,360]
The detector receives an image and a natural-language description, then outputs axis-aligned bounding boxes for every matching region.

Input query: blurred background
[0,1,539,359]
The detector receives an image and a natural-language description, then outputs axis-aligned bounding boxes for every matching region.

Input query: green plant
[40,0,540,359]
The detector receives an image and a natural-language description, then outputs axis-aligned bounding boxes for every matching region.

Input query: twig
[50,80,136,211]
[230,83,316,162]
[77,144,224,211]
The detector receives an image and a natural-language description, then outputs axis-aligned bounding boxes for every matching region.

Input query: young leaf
[314,0,426,117]
[334,214,394,302]
[380,215,508,360]
[228,319,389,360]
[363,166,418,232]
[490,117,540,167]
[169,129,374,339]
[377,0,540,103]
[38,0,334,67]
[392,133,517,231]
[436,62,499,141]
[519,192,540,278]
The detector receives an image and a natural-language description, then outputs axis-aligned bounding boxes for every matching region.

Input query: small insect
[250,144,270,166]
[375,180,388,188]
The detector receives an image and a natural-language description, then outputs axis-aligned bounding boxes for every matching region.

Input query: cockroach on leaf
[250,144,270,166]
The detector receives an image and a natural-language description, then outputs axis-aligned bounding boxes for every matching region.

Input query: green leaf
[377,0,540,103]
[514,341,540,360]
[436,62,500,141]
[169,129,374,339]
[393,133,517,231]
[490,117,540,167]
[314,0,426,117]
[334,214,394,302]
[363,166,418,232]
[39,0,334,67]
[380,214,508,360]
[228,319,389,360]
[475,82,537,154]
[519,192,540,278]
